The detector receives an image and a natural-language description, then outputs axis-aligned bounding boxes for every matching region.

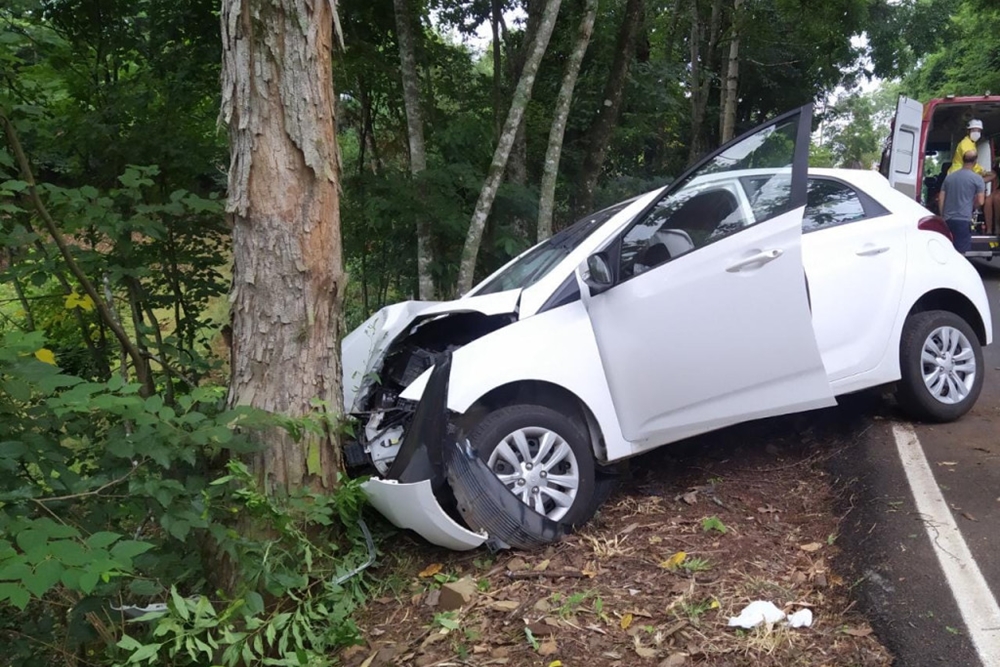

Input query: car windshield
[473,199,637,295]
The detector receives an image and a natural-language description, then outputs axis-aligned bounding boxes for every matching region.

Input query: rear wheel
[468,404,597,528]
[896,310,983,422]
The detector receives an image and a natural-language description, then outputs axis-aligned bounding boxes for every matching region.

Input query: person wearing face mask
[947,119,985,175]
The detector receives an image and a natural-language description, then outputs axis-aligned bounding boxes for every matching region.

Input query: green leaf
[110,540,154,563]
[0,179,28,193]
[0,560,31,581]
[15,529,47,553]
[5,584,29,610]
[128,579,163,597]
[24,559,62,597]
[127,643,161,664]
[245,591,264,616]
[86,531,122,550]
[171,586,190,621]
[117,634,144,651]
[78,569,99,594]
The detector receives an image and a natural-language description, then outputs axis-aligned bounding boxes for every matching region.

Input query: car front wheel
[896,310,984,422]
[467,404,597,528]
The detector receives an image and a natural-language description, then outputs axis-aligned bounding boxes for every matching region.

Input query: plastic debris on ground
[727,601,814,629]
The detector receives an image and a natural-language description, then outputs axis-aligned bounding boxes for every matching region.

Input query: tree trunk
[574,0,644,219]
[220,0,346,494]
[392,0,436,300]
[719,0,742,144]
[537,0,599,241]
[687,0,723,165]
[455,0,563,294]
[491,0,503,132]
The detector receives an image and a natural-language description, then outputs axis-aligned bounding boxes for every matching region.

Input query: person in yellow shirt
[948,119,985,175]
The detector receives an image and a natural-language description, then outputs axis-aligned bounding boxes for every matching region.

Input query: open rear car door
[885,95,924,200]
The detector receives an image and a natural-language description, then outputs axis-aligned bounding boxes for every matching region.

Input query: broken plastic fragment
[787,608,813,628]
[727,600,786,628]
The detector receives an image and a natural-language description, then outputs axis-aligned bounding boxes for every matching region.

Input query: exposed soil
[343,401,895,667]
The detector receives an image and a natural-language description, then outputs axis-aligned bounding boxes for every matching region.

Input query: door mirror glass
[584,253,613,294]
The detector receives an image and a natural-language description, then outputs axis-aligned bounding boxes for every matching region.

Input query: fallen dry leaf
[843,626,873,637]
[649,535,663,544]
[417,563,442,578]
[548,662,563,667]
[633,637,658,659]
[491,600,521,611]
[800,542,823,552]
[538,639,558,656]
[534,559,551,572]
[681,491,698,505]
[660,551,687,570]
[962,512,978,522]
[937,461,958,466]
[660,654,687,667]
[621,613,634,630]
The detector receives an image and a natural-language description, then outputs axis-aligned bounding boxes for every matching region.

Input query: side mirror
[583,253,614,295]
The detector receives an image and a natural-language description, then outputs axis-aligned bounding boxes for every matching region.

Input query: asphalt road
[832,260,1000,667]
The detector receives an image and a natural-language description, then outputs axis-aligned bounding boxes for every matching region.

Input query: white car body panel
[361,479,487,550]
[584,204,836,449]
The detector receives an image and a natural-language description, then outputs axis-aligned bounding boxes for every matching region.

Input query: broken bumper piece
[357,352,567,551]
[361,478,487,551]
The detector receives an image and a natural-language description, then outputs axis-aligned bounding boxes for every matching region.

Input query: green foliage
[0,330,372,666]
[700,516,728,534]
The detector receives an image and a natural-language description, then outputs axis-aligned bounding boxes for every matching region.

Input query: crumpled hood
[341,289,521,412]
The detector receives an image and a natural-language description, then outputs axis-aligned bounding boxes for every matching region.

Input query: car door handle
[856,245,890,257]
[726,248,783,272]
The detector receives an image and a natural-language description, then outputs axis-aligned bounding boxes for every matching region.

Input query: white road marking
[892,422,1000,665]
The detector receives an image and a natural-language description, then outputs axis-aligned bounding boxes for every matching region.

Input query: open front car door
[580,104,836,450]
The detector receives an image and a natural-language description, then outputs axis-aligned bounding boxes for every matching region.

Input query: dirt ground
[342,406,895,667]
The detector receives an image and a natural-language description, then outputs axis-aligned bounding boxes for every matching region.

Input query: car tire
[467,404,598,529]
[896,310,984,423]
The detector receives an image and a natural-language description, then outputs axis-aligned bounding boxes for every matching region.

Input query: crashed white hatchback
[341,104,992,551]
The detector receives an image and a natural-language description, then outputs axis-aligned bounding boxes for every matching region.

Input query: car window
[473,199,635,295]
[802,179,868,232]
[619,117,800,279]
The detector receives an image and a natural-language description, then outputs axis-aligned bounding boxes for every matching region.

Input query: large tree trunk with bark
[719,0,742,144]
[455,0,563,295]
[393,0,435,300]
[537,0,599,241]
[573,0,644,219]
[221,0,346,494]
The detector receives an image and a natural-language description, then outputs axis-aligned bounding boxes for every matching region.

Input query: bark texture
[392,0,435,300]
[221,0,345,494]
[537,0,599,241]
[574,0,644,219]
[456,0,563,294]
[719,0,742,144]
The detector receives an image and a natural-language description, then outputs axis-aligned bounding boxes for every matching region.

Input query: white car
[341,105,992,551]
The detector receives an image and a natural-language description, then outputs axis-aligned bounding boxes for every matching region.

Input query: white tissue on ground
[727,601,814,629]
[727,601,785,628]
[787,608,813,628]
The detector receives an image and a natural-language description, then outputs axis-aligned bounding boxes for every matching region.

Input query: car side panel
[398,300,634,463]
[829,228,993,396]
[802,213,908,382]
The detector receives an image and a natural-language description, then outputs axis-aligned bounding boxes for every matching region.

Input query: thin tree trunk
[687,0,723,164]
[456,0,563,294]
[574,0,644,219]
[392,0,435,300]
[220,0,346,494]
[491,0,503,132]
[538,0,599,241]
[719,0,742,144]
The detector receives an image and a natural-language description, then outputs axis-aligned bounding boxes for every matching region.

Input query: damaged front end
[356,353,569,551]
